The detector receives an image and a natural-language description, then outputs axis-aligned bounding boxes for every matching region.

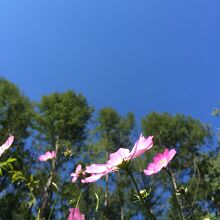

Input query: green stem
[165,169,184,220]
[182,193,195,219]
[127,170,156,220]
[76,190,83,208]
[192,159,200,207]
[48,183,59,220]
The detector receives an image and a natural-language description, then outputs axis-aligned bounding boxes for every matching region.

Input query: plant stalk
[165,168,185,220]
[127,170,156,220]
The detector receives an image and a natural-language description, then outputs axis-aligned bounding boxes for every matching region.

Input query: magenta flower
[82,134,153,183]
[81,164,112,183]
[68,208,85,220]
[129,134,154,159]
[0,135,14,157]
[70,164,83,183]
[38,151,56,161]
[144,148,176,175]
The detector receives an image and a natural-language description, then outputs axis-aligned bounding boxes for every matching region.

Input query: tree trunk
[120,205,124,220]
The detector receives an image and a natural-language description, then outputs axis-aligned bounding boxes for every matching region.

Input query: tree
[88,107,136,219]
[141,112,212,219]
[196,153,220,217]
[0,77,34,219]
[33,90,93,219]
[200,104,220,217]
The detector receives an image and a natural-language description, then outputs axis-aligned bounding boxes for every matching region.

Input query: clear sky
[0,0,220,131]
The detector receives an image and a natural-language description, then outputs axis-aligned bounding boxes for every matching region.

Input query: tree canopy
[0,78,219,220]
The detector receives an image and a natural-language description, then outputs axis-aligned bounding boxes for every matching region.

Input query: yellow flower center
[159,159,166,165]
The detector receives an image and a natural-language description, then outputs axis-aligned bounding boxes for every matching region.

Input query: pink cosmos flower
[144,148,176,175]
[0,135,14,157]
[81,164,112,183]
[82,134,153,183]
[38,151,56,161]
[68,208,85,220]
[71,164,83,183]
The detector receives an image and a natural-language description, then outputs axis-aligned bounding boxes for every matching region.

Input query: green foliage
[1,78,220,219]
[142,112,211,169]
[87,108,136,219]
[0,157,16,175]
[34,90,93,146]
[141,112,212,219]
[32,90,93,219]
[198,153,220,216]
[212,101,220,116]
[96,108,135,150]
[0,77,33,141]
[142,112,211,149]
[0,78,34,220]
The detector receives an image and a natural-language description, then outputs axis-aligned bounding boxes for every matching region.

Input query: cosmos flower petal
[38,151,56,161]
[144,163,160,175]
[144,148,176,176]
[153,153,164,163]
[81,173,104,183]
[85,164,111,174]
[82,134,154,183]
[168,149,176,162]
[75,164,82,173]
[0,135,14,157]
[71,176,78,183]
[70,164,83,183]
[129,134,153,159]
[107,148,130,166]
[39,155,46,161]
[68,208,85,220]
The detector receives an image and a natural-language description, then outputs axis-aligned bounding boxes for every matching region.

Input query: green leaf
[94,193,99,212]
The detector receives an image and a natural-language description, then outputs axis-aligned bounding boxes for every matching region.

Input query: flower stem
[48,183,59,220]
[182,192,195,219]
[76,190,83,208]
[165,169,185,220]
[127,170,156,220]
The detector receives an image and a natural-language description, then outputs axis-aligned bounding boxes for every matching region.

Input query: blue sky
[0,0,220,132]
